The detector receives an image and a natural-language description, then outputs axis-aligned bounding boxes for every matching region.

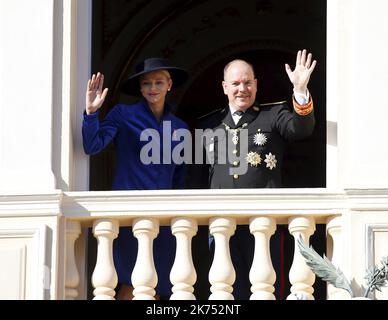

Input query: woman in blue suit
[82,58,189,299]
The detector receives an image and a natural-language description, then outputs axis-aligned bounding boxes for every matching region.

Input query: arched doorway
[89,0,326,191]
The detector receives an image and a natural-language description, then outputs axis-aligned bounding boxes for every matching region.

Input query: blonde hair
[140,69,171,81]
[159,70,171,79]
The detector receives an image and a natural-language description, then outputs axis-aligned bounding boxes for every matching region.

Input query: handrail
[62,188,346,225]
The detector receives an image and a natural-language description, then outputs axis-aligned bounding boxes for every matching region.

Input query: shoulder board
[197,107,224,120]
[259,100,287,107]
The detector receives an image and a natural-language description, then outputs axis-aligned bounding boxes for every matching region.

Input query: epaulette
[197,107,224,120]
[259,100,287,107]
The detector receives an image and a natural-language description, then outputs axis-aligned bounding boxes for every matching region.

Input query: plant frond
[297,235,353,297]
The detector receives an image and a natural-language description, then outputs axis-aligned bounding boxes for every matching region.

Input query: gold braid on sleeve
[293,95,313,116]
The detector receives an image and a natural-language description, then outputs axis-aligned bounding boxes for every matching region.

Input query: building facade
[0,0,388,299]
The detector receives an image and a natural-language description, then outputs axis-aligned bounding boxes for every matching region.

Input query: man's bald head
[223,59,256,80]
[222,59,258,111]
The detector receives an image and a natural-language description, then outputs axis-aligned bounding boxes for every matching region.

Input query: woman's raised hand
[86,72,109,115]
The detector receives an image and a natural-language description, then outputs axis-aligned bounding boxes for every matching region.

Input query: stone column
[249,217,276,300]
[65,220,81,299]
[170,218,198,300]
[287,216,316,300]
[131,218,159,300]
[208,217,236,300]
[92,219,119,300]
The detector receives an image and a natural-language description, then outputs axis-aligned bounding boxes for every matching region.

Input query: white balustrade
[92,219,119,300]
[131,218,159,300]
[208,217,236,300]
[287,216,316,300]
[73,214,330,301]
[65,220,81,299]
[170,218,198,300]
[326,216,346,299]
[249,217,276,300]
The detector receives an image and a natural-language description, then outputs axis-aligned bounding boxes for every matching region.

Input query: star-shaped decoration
[245,151,262,167]
[253,132,267,146]
[264,153,277,170]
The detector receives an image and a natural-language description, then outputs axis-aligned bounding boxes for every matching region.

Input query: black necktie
[234,111,244,116]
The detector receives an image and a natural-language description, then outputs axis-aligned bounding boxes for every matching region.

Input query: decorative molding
[161,6,242,59]
[366,224,388,270]
[0,225,50,299]
[1,189,388,220]
[366,223,388,300]
[187,38,301,81]
[346,189,388,211]
[101,0,150,56]
[0,192,62,217]
[62,189,347,224]
[0,244,26,299]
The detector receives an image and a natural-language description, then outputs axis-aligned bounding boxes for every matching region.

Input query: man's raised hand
[285,49,317,94]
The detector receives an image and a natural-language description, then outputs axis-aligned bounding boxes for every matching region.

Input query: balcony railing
[63,188,350,300]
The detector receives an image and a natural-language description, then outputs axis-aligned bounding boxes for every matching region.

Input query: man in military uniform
[197,49,317,299]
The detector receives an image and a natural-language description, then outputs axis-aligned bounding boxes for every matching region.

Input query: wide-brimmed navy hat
[121,57,188,96]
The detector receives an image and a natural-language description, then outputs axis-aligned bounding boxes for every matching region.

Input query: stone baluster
[287,216,316,300]
[208,217,236,300]
[170,218,198,300]
[131,218,159,300]
[92,219,119,300]
[326,216,347,299]
[249,217,277,300]
[65,220,81,300]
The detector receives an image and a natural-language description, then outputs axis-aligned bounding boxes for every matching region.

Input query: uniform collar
[223,103,259,129]
[238,105,258,126]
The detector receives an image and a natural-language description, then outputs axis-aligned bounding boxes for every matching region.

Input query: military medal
[232,130,239,145]
[264,153,277,170]
[246,151,262,167]
[253,132,267,146]
[223,123,248,146]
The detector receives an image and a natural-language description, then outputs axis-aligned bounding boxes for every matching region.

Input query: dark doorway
[90,0,326,191]
[178,48,326,188]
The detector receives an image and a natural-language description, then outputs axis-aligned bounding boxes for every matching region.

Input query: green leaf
[297,235,353,297]
[364,258,388,297]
